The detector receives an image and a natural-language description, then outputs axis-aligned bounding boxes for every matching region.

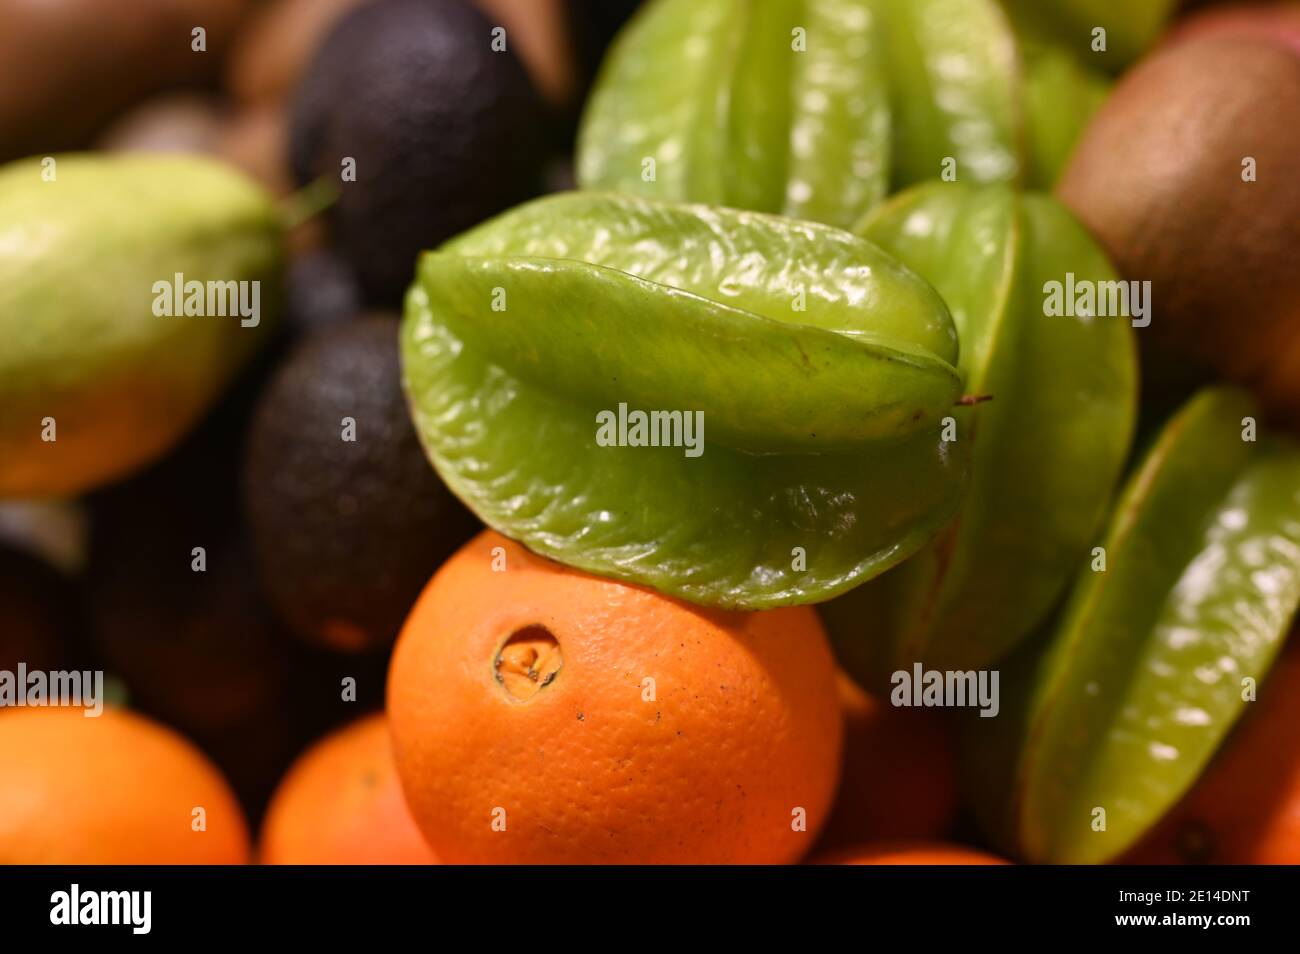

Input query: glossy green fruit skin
[577,0,1027,230]
[401,192,967,609]
[0,153,282,497]
[822,183,1136,686]
[1020,40,1111,187]
[962,388,1300,864]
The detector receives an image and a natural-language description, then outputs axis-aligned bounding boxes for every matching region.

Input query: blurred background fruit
[0,543,84,675]
[1019,40,1112,187]
[87,508,288,737]
[1124,640,1300,864]
[0,153,283,498]
[283,248,365,336]
[1057,35,1300,423]
[84,367,387,817]
[578,0,1109,225]
[998,0,1179,71]
[388,531,843,864]
[572,0,643,70]
[98,91,298,199]
[229,0,580,112]
[0,499,87,575]
[97,92,227,155]
[288,0,550,304]
[260,713,437,864]
[476,0,581,112]
[0,706,250,864]
[0,0,256,160]
[244,316,479,653]
[217,103,294,195]
[961,388,1300,864]
[226,0,376,107]
[85,428,267,817]
[815,673,958,853]
[1165,0,1300,51]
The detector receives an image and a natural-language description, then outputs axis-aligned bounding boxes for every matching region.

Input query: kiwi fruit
[1165,3,1300,55]
[1057,35,1300,424]
[244,316,479,652]
[289,0,548,304]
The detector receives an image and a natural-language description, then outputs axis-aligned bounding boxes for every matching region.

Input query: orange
[1124,642,1300,864]
[387,530,843,864]
[0,706,249,863]
[814,841,1009,865]
[260,713,437,865]
[817,671,957,851]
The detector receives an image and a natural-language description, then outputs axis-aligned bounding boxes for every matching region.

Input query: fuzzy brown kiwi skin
[1056,35,1300,424]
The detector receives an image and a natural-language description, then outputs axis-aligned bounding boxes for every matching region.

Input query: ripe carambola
[401,192,968,609]
[823,182,1137,685]
[961,388,1300,864]
[998,0,1178,72]
[577,0,1108,228]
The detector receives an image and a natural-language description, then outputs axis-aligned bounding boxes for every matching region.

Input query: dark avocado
[1057,35,1300,426]
[243,315,479,653]
[284,247,365,336]
[289,0,549,304]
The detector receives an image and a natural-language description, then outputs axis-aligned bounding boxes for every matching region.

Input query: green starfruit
[1020,40,1111,187]
[0,153,282,498]
[998,0,1180,73]
[577,0,1102,227]
[401,191,968,609]
[962,388,1300,864]
[822,182,1136,686]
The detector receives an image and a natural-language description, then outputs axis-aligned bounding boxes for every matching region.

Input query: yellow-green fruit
[0,154,283,497]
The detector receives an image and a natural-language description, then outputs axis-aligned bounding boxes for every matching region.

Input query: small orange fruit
[1124,642,1300,864]
[817,671,957,851]
[0,706,249,864]
[260,713,437,865]
[388,531,843,864]
[814,841,1009,865]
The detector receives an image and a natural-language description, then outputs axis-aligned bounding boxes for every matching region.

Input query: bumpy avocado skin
[243,316,479,653]
[0,153,283,498]
[289,0,546,305]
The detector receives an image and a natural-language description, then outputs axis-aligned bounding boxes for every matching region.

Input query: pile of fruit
[2,0,1300,866]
